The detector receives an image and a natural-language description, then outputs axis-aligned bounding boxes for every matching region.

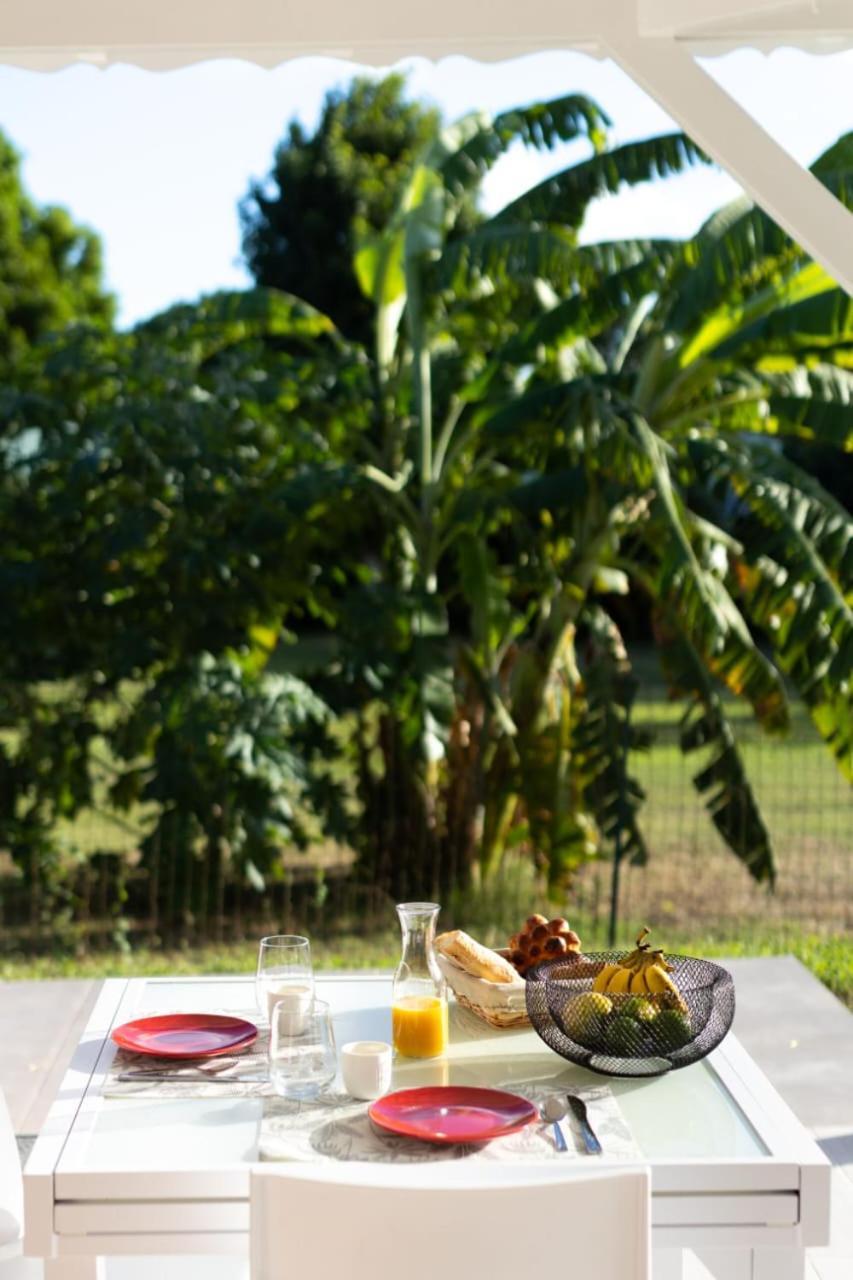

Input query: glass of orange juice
[392,903,448,1058]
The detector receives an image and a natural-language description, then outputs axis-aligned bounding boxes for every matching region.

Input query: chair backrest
[0,1085,23,1247]
[251,1161,650,1280]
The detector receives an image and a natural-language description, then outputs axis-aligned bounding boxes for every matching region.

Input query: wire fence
[574,701,852,943]
[0,686,849,955]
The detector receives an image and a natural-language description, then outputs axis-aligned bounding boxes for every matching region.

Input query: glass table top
[57,975,767,1176]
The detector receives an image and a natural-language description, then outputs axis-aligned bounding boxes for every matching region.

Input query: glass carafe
[392,902,448,1058]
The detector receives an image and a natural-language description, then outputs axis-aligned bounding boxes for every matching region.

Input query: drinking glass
[269,998,337,1099]
[256,934,314,1023]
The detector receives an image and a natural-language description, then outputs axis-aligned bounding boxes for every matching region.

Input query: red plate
[111,1013,258,1059]
[368,1086,537,1144]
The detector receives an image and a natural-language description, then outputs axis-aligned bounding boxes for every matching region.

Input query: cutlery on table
[117,1072,267,1084]
[566,1093,602,1154]
[541,1096,569,1152]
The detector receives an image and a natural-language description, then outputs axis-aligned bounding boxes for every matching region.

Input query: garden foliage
[0,83,851,937]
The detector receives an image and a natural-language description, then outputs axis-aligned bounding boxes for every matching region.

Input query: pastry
[435,930,519,984]
[505,912,584,975]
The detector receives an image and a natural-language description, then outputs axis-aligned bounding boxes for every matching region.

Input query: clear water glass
[255,934,314,1023]
[269,998,337,1099]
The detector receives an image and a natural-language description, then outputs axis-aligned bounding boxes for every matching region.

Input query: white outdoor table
[23,974,830,1280]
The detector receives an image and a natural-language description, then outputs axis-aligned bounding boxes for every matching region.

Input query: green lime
[605,1015,645,1056]
[561,992,612,1047]
[655,1009,693,1051]
[619,996,658,1024]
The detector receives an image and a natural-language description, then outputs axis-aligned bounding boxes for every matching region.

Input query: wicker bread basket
[436,949,531,1029]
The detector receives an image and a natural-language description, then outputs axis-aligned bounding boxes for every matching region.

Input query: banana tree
[256,97,730,897]
[305,112,852,898]
[452,133,853,888]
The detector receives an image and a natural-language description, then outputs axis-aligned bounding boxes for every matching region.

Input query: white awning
[1,0,852,292]
[2,0,852,70]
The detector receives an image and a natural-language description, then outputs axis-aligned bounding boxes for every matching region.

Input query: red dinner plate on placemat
[112,1013,258,1059]
[368,1086,537,1144]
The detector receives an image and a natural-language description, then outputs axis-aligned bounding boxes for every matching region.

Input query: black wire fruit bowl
[525,951,735,1077]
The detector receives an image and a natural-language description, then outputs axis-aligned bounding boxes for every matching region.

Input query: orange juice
[392,995,448,1058]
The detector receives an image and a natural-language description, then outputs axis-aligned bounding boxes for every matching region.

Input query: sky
[1,48,851,327]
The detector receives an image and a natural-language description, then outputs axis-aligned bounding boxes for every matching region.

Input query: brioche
[435,930,519,984]
[505,913,584,975]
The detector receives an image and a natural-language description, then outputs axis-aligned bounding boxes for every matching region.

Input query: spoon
[542,1095,569,1152]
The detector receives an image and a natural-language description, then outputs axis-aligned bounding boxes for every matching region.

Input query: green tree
[0,294,364,935]
[240,74,443,346]
[0,132,113,366]
[256,109,852,900]
[4,95,851,925]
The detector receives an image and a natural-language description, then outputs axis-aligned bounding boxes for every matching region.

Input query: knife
[117,1072,267,1084]
[566,1093,602,1154]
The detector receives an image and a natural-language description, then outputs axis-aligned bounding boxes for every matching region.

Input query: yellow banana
[593,963,622,993]
[628,964,652,994]
[642,963,672,993]
[606,967,634,994]
[644,962,686,1012]
[619,928,652,972]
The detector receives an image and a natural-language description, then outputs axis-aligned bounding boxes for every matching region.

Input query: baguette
[435,930,519,984]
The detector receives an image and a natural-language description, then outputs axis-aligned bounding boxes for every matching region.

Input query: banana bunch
[594,929,687,1010]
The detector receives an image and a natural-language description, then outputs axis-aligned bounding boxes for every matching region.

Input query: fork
[566,1093,602,1154]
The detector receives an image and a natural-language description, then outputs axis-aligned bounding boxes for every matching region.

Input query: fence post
[607,690,633,949]
[607,819,623,949]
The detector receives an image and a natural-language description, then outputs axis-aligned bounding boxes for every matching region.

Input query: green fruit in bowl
[561,992,612,1047]
[655,1009,693,1051]
[605,1014,646,1056]
[619,996,657,1024]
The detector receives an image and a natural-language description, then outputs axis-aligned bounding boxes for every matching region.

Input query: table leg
[653,1248,687,1279]
[684,1249,752,1280]
[752,1246,806,1280]
[45,1258,105,1280]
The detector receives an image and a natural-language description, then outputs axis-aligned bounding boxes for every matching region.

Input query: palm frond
[712,287,853,360]
[501,252,675,363]
[437,223,578,291]
[657,624,776,885]
[137,288,339,355]
[493,133,709,229]
[576,607,650,866]
[676,261,836,371]
[812,130,853,176]
[436,95,610,196]
[665,145,853,336]
[689,436,852,776]
[666,198,796,334]
[664,364,853,450]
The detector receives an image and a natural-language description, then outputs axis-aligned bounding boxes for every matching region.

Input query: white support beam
[600,27,853,296]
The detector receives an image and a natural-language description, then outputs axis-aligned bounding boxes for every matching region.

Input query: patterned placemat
[259,1082,639,1164]
[105,1025,274,1098]
[103,1005,640,1165]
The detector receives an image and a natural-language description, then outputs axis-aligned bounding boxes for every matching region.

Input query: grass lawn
[2,651,849,1008]
[2,924,851,1009]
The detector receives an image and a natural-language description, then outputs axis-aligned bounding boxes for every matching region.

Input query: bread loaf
[435,930,519,984]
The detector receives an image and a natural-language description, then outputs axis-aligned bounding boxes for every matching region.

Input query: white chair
[0,1086,41,1278]
[0,1086,23,1259]
[250,1161,651,1280]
